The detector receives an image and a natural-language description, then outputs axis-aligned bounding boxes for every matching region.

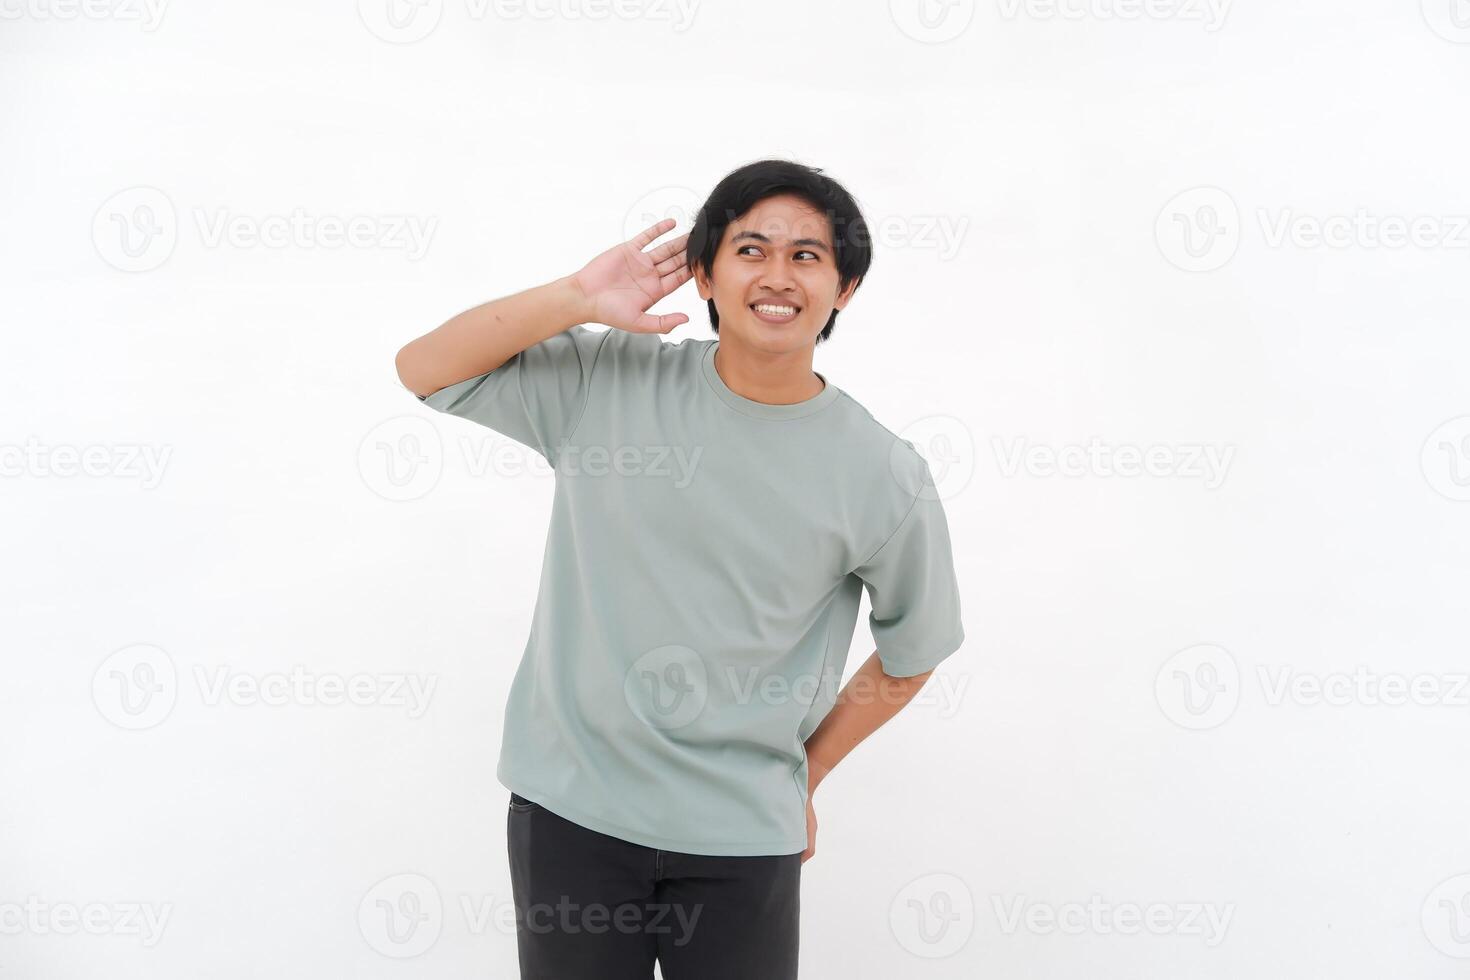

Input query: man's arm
[803,650,934,792]
[394,218,692,398]
[798,651,934,863]
[395,276,589,398]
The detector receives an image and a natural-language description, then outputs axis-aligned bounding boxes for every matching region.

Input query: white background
[4,0,1470,977]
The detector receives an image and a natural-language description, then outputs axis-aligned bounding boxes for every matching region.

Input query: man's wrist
[556,273,594,325]
[806,755,834,791]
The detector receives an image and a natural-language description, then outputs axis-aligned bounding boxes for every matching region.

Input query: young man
[395,160,965,980]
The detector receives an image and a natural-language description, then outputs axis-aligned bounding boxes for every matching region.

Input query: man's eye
[737,245,761,256]
[796,250,818,260]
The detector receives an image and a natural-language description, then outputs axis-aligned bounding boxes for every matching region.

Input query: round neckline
[700,340,840,421]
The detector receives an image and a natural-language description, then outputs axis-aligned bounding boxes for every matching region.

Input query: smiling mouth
[750,302,801,322]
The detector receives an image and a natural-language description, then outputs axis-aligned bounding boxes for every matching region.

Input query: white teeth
[753,304,797,316]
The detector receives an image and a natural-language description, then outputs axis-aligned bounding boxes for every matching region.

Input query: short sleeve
[853,475,965,678]
[412,324,610,465]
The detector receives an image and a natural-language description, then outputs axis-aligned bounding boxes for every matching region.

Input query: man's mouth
[749,302,801,324]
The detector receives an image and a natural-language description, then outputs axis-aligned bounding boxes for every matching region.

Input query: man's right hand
[570,217,693,334]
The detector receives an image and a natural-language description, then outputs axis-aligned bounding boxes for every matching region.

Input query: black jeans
[506,792,801,979]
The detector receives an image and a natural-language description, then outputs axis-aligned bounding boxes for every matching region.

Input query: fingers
[653,249,686,275]
[656,264,692,295]
[635,312,688,333]
[629,217,677,251]
[647,231,690,263]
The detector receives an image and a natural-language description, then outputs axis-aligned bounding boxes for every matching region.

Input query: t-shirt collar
[700,340,840,421]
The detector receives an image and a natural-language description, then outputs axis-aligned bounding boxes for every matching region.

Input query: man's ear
[833,275,861,311]
[693,262,713,302]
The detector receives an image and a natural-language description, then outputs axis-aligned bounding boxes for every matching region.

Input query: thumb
[636,312,688,333]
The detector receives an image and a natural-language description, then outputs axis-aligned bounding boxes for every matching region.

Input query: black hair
[686,159,872,344]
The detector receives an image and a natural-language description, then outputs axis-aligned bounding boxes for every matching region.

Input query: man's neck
[713,338,825,405]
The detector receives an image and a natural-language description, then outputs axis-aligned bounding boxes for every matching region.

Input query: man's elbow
[395,343,434,399]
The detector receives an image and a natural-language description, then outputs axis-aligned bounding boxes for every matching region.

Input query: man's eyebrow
[730,230,832,254]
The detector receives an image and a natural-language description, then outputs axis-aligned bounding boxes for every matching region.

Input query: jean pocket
[508,792,540,813]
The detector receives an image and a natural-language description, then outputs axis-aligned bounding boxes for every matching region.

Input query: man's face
[694,193,858,353]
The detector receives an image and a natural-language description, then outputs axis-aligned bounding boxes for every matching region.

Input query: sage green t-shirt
[415,325,965,856]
